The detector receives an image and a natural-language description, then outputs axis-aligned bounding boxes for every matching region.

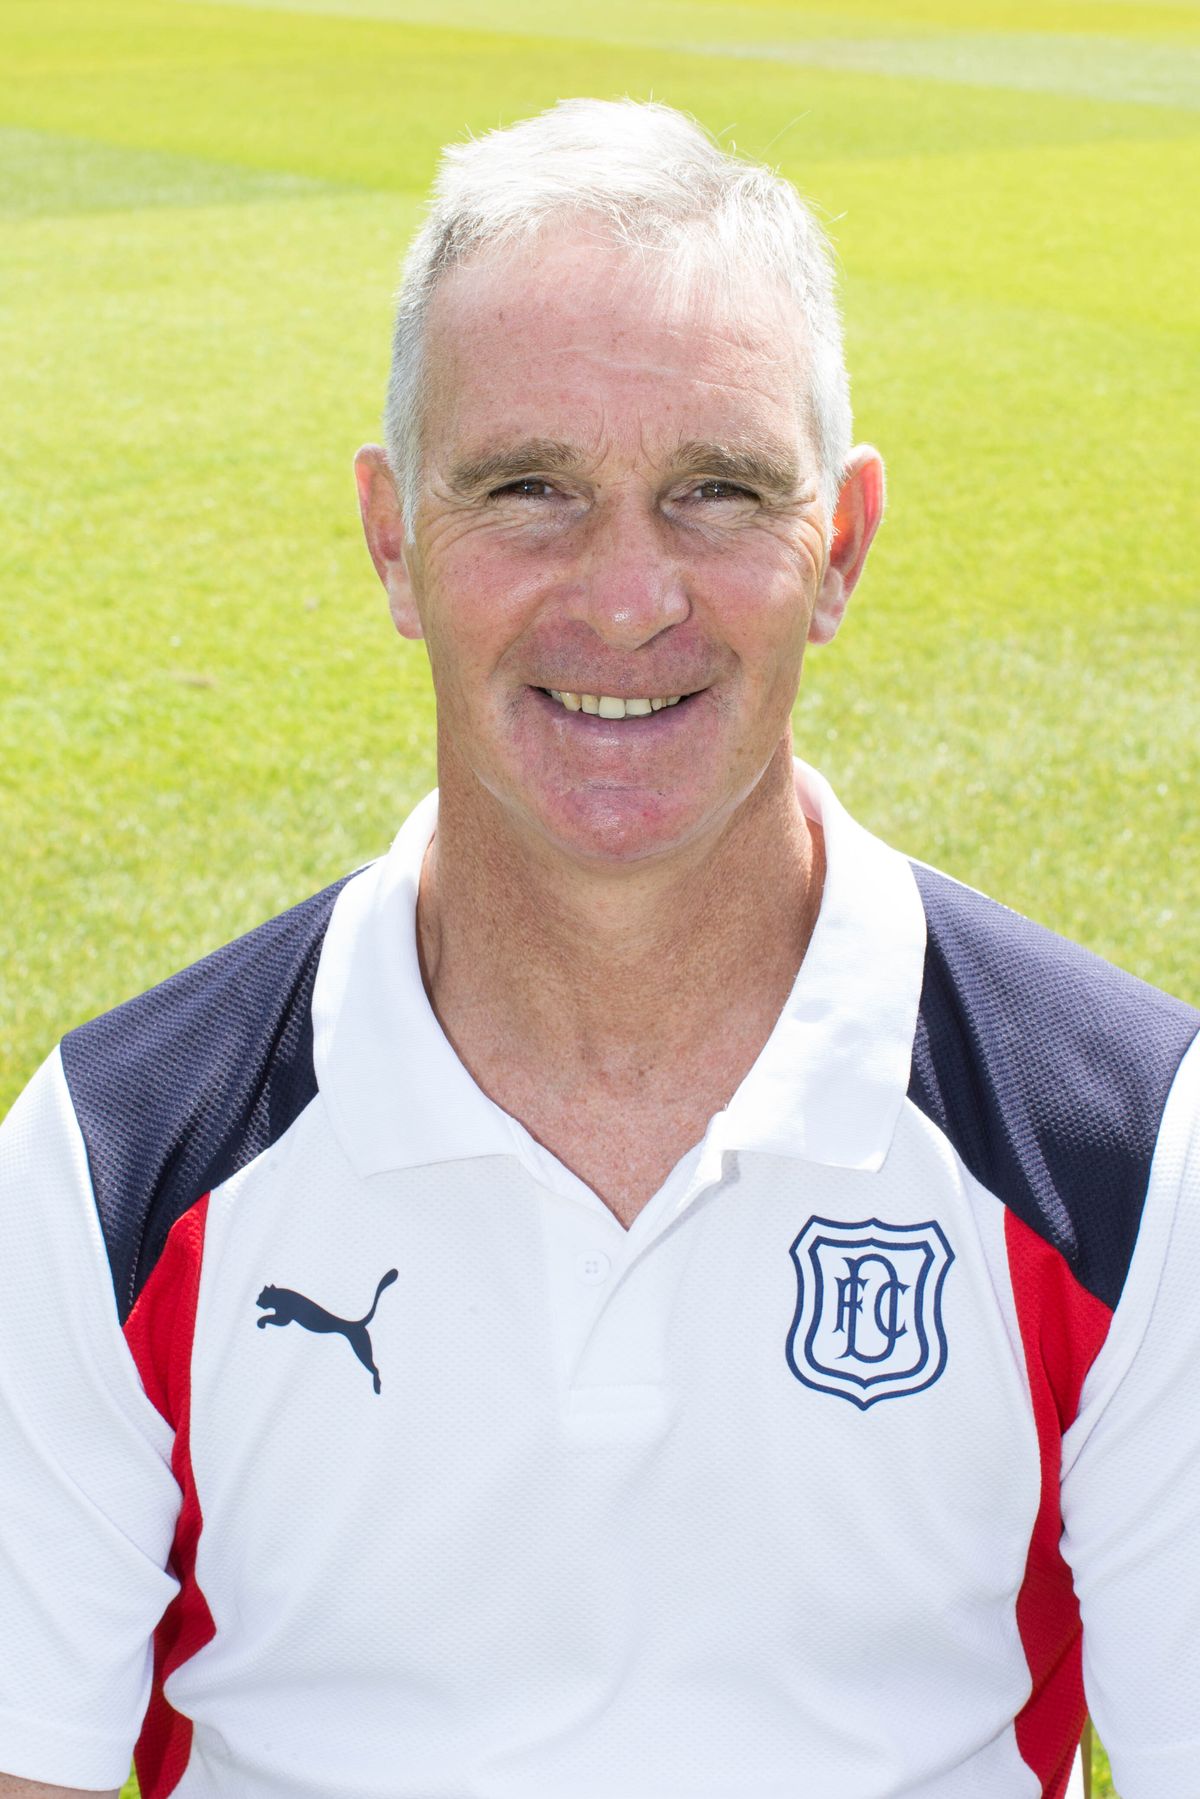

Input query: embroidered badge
[787,1217,954,1409]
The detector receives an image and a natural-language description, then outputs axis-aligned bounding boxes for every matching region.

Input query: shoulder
[60,873,357,1323]
[907,861,1199,1308]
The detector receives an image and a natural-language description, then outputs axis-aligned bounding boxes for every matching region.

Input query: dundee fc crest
[787,1217,954,1409]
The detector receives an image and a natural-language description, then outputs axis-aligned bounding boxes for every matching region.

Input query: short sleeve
[0,1051,181,1787]
[1061,1032,1200,1797]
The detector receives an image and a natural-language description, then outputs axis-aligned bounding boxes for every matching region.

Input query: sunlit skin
[357,234,884,1222]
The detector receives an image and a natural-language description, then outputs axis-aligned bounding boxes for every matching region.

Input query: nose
[565,493,691,651]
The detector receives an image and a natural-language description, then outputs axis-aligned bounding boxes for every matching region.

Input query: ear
[354,444,424,640]
[808,446,886,646]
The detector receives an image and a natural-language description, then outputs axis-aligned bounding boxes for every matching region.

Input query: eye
[687,479,758,504]
[490,477,557,500]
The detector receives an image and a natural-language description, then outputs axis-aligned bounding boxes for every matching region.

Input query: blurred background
[4,7,1197,1793]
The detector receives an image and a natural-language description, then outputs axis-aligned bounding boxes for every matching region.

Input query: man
[0,99,1195,1799]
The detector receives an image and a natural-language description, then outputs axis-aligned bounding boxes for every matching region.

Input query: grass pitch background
[2,4,1197,1793]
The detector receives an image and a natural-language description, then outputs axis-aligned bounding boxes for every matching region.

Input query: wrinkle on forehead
[542,334,776,387]
[421,233,817,485]
[431,232,804,368]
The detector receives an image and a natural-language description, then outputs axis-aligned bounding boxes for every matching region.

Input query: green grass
[4,3,1195,1792]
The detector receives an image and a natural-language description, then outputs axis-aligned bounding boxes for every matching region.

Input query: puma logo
[256,1269,399,1394]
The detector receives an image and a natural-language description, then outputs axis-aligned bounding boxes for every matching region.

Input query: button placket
[537,1143,727,1412]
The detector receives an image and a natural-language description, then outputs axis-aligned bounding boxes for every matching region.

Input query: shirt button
[576,1251,612,1285]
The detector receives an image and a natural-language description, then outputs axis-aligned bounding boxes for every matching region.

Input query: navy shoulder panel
[908,863,1198,1310]
[61,876,353,1323]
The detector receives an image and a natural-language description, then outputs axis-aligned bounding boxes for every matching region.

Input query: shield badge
[787,1216,954,1409]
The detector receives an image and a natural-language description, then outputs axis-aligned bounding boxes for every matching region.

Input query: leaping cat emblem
[256,1268,399,1394]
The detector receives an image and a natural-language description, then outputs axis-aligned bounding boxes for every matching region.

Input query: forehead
[420,234,810,465]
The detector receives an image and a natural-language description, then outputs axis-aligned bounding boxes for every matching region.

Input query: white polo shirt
[1,763,1197,1798]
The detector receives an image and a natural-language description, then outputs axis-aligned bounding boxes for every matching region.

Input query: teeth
[549,689,684,716]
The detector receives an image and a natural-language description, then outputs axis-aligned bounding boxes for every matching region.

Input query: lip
[529,686,706,726]
[507,681,725,822]
[521,680,719,751]
[528,683,698,726]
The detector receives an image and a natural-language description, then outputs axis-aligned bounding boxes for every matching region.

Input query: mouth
[538,688,691,719]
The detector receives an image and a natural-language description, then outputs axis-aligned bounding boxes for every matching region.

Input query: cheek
[710,557,814,684]
[420,544,540,689]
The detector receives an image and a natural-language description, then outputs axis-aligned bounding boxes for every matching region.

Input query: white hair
[384,98,853,523]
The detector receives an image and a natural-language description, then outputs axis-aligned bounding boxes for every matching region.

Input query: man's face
[361,235,878,868]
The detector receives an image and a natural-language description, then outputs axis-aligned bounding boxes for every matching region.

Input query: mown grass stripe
[0,124,344,218]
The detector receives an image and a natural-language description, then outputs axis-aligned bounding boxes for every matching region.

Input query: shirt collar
[313,763,927,1180]
[713,761,927,1171]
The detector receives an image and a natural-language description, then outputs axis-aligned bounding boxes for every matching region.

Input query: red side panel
[123,1194,216,1798]
[1006,1208,1113,1798]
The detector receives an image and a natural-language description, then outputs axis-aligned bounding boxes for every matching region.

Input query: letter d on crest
[787,1217,954,1408]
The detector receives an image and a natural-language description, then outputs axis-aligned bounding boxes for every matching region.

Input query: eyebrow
[447,436,806,501]
[672,440,802,500]
[447,439,583,495]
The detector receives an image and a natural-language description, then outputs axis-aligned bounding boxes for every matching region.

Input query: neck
[418,742,822,1097]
